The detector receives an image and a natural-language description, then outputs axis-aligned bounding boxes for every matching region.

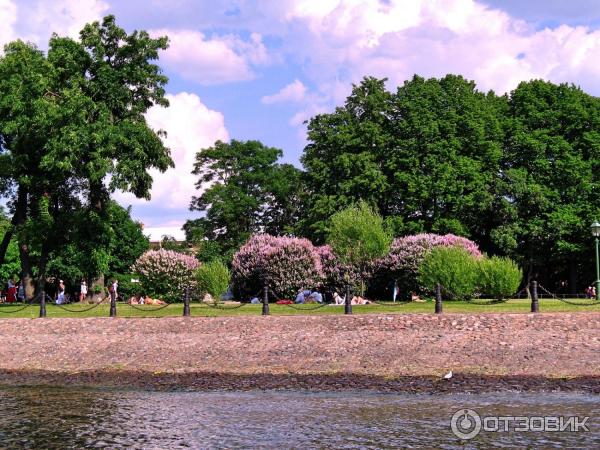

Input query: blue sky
[3,0,600,239]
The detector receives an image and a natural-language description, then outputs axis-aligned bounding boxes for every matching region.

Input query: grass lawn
[0,298,599,318]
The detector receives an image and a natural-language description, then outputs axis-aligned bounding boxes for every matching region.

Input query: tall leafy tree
[492,80,600,291]
[46,201,149,287]
[0,209,20,285]
[187,139,303,260]
[301,77,393,241]
[301,75,504,244]
[387,75,505,243]
[0,15,173,293]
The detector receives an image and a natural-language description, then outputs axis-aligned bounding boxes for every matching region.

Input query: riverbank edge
[1,369,599,394]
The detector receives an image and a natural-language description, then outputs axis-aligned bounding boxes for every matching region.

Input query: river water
[0,386,598,449]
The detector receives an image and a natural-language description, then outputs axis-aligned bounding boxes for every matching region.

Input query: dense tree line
[188,75,600,292]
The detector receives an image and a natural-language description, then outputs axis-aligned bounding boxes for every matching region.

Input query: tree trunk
[90,275,105,303]
[0,226,13,266]
[0,185,27,265]
[88,181,108,298]
[36,240,51,295]
[19,243,35,300]
[568,259,578,295]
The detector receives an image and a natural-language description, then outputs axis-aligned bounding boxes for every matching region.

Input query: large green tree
[301,75,504,244]
[46,201,149,288]
[302,74,600,291]
[186,139,303,260]
[0,209,20,286]
[300,77,393,241]
[0,15,173,294]
[491,80,600,291]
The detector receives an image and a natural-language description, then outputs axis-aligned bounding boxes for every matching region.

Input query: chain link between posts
[538,284,600,306]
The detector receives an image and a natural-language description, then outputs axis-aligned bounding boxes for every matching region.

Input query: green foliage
[477,256,523,300]
[46,201,149,284]
[0,15,172,290]
[490,80,600,287]
[302,74,600,291]
[301,75,503,243]
[327,201,392,270]
[159,235,189,253]
[112,273,142,299]
[190,238,226,264]
[195,260,231,300]
[186,140,303,258]
[419,247,479,300]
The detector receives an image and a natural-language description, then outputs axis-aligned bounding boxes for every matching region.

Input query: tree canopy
[301,75,600,291]
[0,15,172,295]
[186,139,302,260]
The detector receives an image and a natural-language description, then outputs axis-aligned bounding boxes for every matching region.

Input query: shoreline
[1,369,599,394]
[1,313,598,394]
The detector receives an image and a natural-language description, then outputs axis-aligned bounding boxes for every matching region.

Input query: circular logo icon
[451,409,482,440]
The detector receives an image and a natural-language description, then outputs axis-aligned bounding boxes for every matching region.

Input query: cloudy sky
[2,0,600,240]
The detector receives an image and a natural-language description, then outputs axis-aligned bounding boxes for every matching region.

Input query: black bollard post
[110,289,117,317]
[183,286,190,317]
[262,282,270,316]
[345,283,352,315]
[435,283,443,314]
[530,280,539,313]
[39,290,46,318]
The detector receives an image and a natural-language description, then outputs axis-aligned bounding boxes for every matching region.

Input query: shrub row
[128,233,523,302]
[419,247,522,300]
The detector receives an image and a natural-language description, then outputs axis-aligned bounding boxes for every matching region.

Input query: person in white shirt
[80,280,88,302]
[56,280,66,305]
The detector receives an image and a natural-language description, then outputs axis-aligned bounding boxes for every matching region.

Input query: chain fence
[537,284,600,306]
[52,294,110,313]
[0,302,34,314]
[0,291,50,314]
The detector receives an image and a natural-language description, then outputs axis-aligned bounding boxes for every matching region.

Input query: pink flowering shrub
[232,234,323,299]
[315,245,364,293]
[131,249,200,302]
[373,233,482,295]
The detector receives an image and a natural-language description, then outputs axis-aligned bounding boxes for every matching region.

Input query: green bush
[196,260,231,301]
[419,246,479,300]
[327,201,392,267]
[327,201,392,294]
[477,256,522,300]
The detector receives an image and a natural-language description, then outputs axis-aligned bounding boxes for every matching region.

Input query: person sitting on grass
[56,280,66,305]
[138,295,165,305]
[308,291,323,303]
[411,292,425,302]
[351,295,371,305]
[332,292,345,305]
[295,288,306,304]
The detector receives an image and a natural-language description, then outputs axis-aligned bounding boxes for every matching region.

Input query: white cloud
[255,0,600,135]
[0,0,17,50]
[143,224,187,241]
[154,28,269,84]
[117,92,229,235]
[27,0,109,43]
[262,79,308,104]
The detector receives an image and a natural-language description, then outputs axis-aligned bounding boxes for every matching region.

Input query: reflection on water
[0,386,598,449]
